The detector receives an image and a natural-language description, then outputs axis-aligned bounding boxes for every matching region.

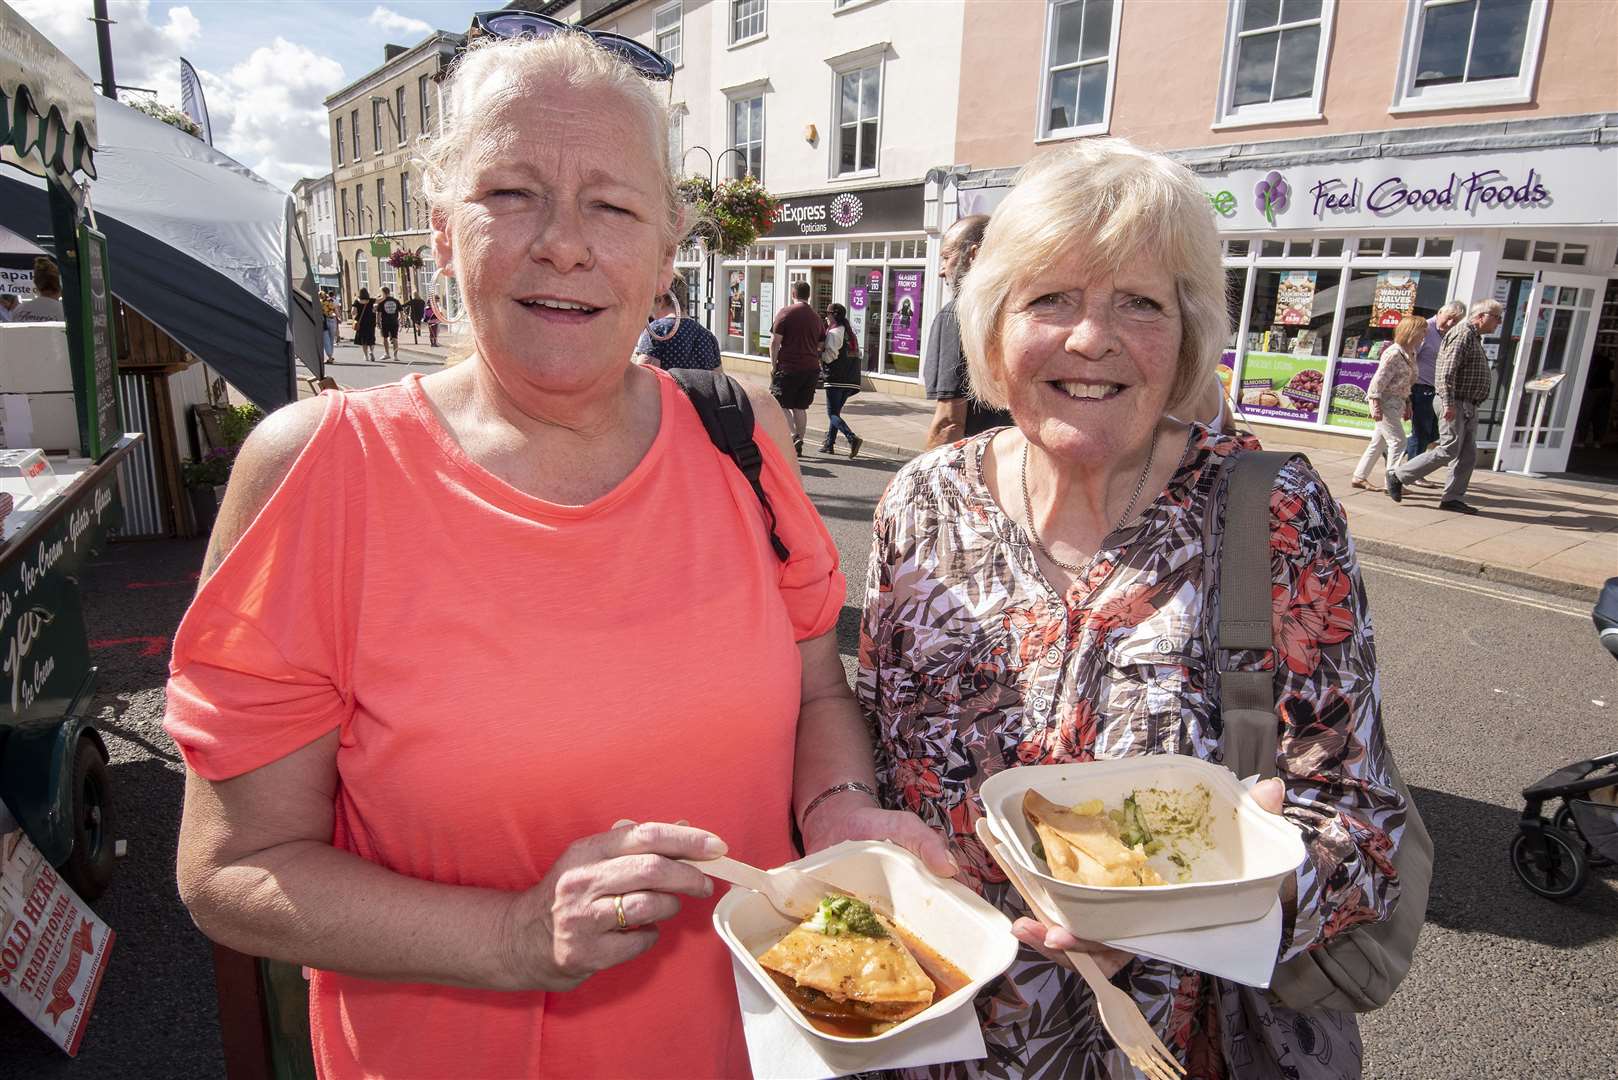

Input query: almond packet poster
[0,798,114,1055]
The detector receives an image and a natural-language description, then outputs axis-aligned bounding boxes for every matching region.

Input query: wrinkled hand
[1011,779,1288,980]
[1370,405,1383,421]
[800,792,959,879]
[1443,404,1456,422]
[498,821,723,992]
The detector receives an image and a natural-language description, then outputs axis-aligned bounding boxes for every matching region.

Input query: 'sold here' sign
[0,797,114,1055]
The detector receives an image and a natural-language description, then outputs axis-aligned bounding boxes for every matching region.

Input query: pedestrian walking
[350,289,378,361]
[407,294,426,344]
[423,299,441,347]
[1407,300,1464,462]
[818,302,863,458]
[633,278,720,370]
[320,291,339,363]
[924,215,1012,449]
[1352,314,1424,490]
[769,279,824,455]
[378,287,402,360]
[1387,298,1504,513]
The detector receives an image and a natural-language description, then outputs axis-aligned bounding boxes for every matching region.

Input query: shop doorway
[786,266,834,318]
[1566,277,1618,480]
[1493,271,1603,475]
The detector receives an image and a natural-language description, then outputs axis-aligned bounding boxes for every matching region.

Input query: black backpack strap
[668,369,792,562]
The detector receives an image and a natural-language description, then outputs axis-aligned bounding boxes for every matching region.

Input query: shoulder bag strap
[667,369,792,562]
[1217,450,1294,780]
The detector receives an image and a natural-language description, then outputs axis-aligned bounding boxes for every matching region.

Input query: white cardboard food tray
[980,756,1306,940]
[714,840,1017,1064]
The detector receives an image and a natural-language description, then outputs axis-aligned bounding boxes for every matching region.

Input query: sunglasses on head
[472,10,675,81]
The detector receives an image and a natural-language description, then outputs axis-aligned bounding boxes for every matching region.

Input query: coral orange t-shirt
[164,371,845,1079]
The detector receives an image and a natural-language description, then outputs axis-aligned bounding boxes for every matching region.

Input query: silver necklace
[1020,434,1157,574]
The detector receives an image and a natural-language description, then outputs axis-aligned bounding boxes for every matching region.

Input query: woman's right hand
[497,821,726,991]
[1011,919,1135,978]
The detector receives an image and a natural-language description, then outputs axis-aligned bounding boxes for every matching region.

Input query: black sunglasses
[472,10,675,81]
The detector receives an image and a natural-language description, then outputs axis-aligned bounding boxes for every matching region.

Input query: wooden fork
[974,820,1187,1080]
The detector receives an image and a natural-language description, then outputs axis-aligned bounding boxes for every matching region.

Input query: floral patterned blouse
[856,425,1408,1080]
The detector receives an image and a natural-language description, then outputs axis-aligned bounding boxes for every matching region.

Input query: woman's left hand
[1009,779,1288,979]
[800,792,960,879]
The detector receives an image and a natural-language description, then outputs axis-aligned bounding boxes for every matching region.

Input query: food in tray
[756,894,968,1038]
[1023,784,1216,886]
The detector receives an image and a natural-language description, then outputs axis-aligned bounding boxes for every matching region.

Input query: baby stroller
[1509,577,1618,899]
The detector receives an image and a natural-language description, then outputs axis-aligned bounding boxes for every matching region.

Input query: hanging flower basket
[680,175,778,257]
[387,248,425,270]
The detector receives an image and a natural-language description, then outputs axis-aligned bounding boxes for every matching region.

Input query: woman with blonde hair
[167,24,950,1079]
[860,138,1409,1078]
[1352,314,1426,491]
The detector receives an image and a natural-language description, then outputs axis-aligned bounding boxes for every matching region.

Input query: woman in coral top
[166,28,952,1080]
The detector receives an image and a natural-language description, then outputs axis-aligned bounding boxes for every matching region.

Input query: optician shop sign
[765,183,924,239]
[1201,145,1616,231]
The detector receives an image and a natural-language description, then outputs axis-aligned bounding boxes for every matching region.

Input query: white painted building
[292,173,340,291]
[542,0,967,392]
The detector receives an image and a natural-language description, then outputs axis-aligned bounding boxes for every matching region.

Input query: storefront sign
[0,6,99,184]
[1,798,114,1056]
[888,271,922,356]
[1371,271,1419,329]
[1236,353,1326,423]
[1274,271,1316,326]
[765,184,924,238]
[1201,146,1616,230]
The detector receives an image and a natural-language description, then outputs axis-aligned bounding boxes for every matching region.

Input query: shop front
[1198,143,1618,479]
[716,182,933,390]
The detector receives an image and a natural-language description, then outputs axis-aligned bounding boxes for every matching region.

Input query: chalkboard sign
[75,225,120,460]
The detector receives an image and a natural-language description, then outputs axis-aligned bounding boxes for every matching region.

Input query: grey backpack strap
[1217,450,1295,780]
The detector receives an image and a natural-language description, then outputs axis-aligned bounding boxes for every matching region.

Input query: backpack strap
[1216,449,1297,780]
[667,369,792,562]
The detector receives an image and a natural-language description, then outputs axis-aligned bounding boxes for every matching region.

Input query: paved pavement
[746,372,1616,603]
[0,449,1610,1078]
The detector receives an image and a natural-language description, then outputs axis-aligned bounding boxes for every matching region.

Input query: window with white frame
[400,172,412,231]
[419,74,433,132]
[1216,0,1334,126]
[656,2,683,66]
[395,86,407,144]
[835,65,881,176]
[335,117,345,165]
[356,255,369,294]
[730,0,765,45]
[1040,0,1121,138]
[668,107,686,174]
[416,247,435,299]
[340,189,350,236]
[729,94,764,181]
[1393,0,1546,111]
[372,100,384,154]
[350,109,360,159]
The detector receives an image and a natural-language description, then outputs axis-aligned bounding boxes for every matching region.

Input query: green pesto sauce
[806,894,888,938]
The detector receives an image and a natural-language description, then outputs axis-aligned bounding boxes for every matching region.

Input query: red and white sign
[1,799,114,1055]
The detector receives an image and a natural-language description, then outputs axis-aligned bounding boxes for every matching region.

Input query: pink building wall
[955,0,1618,169]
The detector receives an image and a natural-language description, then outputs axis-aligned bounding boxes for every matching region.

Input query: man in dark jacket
[925,215,1012,449]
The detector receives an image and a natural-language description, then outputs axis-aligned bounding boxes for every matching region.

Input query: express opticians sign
[765,183,924,238]
[1201,145,1616,231]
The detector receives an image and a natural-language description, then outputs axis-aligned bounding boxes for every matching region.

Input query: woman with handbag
[818,302,864,458]
[858,139,1418,1079]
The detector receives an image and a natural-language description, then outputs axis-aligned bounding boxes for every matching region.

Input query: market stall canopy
[0,95,322,408]
[0,2,98,186]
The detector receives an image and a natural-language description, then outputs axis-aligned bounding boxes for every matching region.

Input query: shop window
[1532,241,1558,264]
[1393,0,1546,112]
[1261,239,1285,258]
[788,243,833,261]
[729,0,766,45]
[729,94,764,181]
[1216,0,1334,127]
[1317,237,1344,257]
[834,64,882,176]
[1421,237,1453,257]
[656,1,683,67]
[1040,0,1120,138]
[721,261,774,358]
[1225,239,1250,257]
[1502,238,1529,261]
[1225,267,1247,349]
[1387,237,1419,258]
[1326,268,1453,430]
[1561,244,1588,266]
[1287,239,1312,257]
[1355,237,1384,256]
[893,238,924,260]
[1236,267,1340,424]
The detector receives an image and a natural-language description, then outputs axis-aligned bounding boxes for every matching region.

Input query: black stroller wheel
[1510,826,1588,900]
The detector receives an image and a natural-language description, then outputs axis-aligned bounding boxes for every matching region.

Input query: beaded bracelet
[799,781,879,828]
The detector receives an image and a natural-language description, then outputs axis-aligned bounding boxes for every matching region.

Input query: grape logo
[1255,172,1290,226]
[830,194,864,229]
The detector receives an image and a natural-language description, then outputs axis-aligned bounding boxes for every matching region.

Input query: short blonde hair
[418,33,684,246]
[957,138,1226,412]
[1393,314,1427,354]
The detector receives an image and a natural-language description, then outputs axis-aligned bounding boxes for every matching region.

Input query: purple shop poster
[1326,359,1378,431]
[889,270,923,356]
[848,286,868,343]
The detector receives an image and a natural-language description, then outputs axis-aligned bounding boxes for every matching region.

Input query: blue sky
[19,1,496,191]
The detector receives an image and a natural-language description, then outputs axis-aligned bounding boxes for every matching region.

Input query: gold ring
[613,894,629,931]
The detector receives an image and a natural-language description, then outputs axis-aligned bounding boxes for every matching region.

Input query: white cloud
[367,6,432,38]
[10,2,347,194]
